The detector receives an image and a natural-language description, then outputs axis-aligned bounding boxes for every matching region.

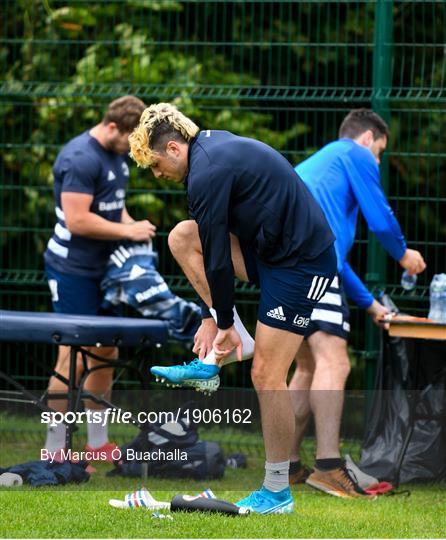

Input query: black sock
[316,458,343,471]
[289,460,302,474]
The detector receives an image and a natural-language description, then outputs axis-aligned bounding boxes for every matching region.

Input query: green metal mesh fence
[1,1,445,390]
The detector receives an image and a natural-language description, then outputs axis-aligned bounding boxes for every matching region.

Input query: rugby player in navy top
[43,96,156,461]
[288,110,426,498]
[129,103,337,514]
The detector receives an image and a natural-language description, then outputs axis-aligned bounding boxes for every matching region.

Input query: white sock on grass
[44,423,66,452]
[263,460,290,492]
[86,408,108,449]
[200,306,255,366]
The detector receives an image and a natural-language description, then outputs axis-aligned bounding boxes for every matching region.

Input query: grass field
[1,472,444,538]
[1,419,445,538]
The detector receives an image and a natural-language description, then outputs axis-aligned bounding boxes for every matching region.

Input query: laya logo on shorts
[267,306,286,321]
[293,314,310,328]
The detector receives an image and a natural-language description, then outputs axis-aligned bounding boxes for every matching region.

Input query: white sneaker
[345,454,379,490]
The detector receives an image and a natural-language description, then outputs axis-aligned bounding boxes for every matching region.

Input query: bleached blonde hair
[128,102,200,168]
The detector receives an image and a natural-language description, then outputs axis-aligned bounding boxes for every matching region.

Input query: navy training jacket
[185,130,335,328]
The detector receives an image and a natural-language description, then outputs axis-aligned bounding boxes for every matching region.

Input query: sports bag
[101,242,201,344]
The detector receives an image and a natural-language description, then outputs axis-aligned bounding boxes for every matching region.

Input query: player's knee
[338,357,351,381]
[289,366,314,390]
[317,353,350,381]
[331,354,350,380]
[168,220,197,256]
[251,363,284,390]
[251,367,267,390]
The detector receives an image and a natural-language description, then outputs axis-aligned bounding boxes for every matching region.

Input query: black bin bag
[360,331,446,484]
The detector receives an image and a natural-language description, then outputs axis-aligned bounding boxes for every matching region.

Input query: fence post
[365,0,394,400]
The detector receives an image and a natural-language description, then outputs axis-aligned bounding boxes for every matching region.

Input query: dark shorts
[306,274,350,341]
[241,244,337,336]
[45,263,115,316]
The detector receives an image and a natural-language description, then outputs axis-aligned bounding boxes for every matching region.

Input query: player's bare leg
[150,220,254,392]
[47,346,83,414]
[167,220,249,303]
[252,322,304,461]
[45,345,117,452]
[236,322,302,513]
[306,332,350,459]
[289,332,371,497]
[288,340,314,483]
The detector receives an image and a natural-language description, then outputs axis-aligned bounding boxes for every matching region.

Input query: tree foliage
[1,0,444,277]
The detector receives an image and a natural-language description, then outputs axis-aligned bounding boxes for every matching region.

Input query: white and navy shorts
[240,244,337,336]
[306,275,350,340]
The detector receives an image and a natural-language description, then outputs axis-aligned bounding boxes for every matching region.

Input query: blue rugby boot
[236,486,294,515]
[151,359,220,394]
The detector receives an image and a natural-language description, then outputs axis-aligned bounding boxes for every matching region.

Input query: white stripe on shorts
[310,308,343,325]
[48,279,59,302]
[315,277,330,301]
[307,276,319,300]
[308,276,330,301]
[318,291,342,306]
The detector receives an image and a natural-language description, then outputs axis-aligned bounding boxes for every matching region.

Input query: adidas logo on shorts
[267,306,286,321]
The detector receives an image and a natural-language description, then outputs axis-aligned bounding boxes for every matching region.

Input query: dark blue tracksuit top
[184,130,335,329]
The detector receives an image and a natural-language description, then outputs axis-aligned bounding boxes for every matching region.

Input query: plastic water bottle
[401,270,417,291]
[428,275,441,321]
[428,274,446,322]
[439,274,446,323]
[377,289,399,314]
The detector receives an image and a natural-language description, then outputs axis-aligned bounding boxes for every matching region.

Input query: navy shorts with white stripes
[306,275,350,340]
[45,262,119,316]
[241,244,337,336]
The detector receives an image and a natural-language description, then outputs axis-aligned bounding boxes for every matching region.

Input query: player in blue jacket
[288,109,426,498]
[129,103,337,514]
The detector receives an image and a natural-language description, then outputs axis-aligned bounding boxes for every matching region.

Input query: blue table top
[0,310,168,347]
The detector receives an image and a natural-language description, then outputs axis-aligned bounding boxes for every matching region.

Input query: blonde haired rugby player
[128,103,337,514]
